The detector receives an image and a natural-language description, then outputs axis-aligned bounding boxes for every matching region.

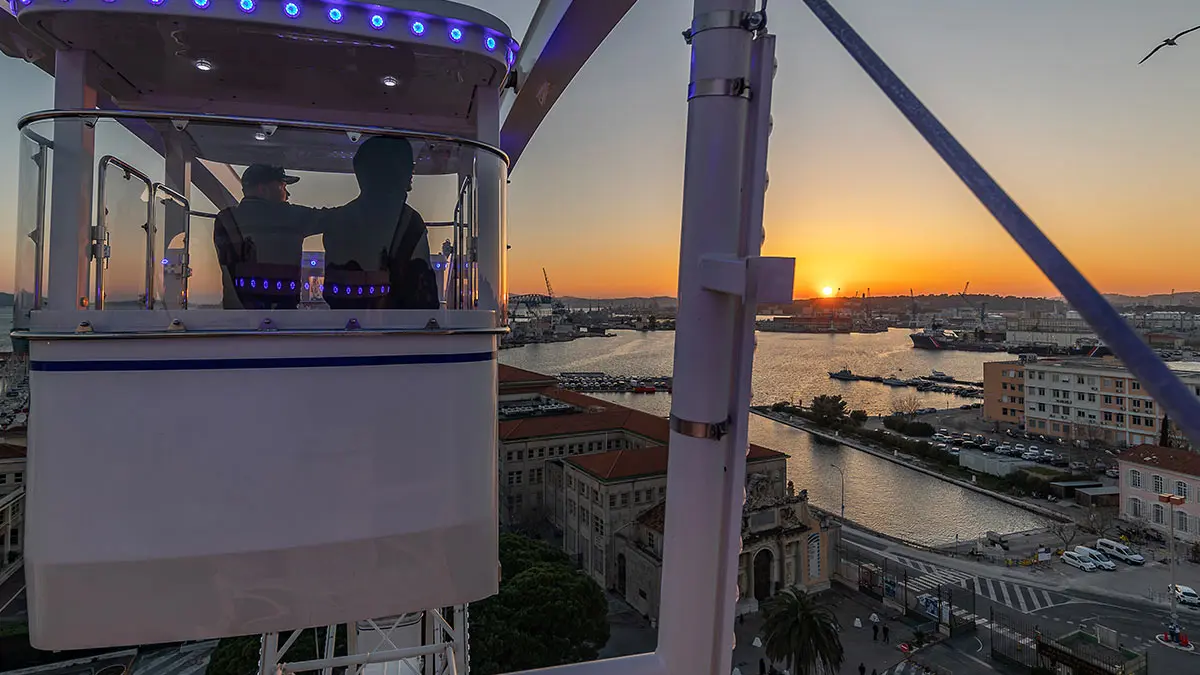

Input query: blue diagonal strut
[801,0,1200,447]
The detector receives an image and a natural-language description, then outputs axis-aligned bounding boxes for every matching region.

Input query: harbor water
[501,328,1048,545]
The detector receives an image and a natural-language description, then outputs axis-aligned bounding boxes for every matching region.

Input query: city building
[1119,445,1200,543]
[982,360,1026,425]
[981,355,1200,448]
[0,443,25,568]
[497,365,836,622]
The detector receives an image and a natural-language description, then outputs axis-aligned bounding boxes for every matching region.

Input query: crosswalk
[890,554,1071,613]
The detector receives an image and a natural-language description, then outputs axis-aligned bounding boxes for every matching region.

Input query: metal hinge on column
[671,414,730,441]
[682,9,767,44]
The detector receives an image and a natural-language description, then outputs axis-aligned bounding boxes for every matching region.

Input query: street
[843,530,1200,674]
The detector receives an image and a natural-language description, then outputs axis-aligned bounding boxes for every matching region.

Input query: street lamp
[1159,492,1186,621]
[831,463,845,520]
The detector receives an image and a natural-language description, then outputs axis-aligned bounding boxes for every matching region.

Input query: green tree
[848,410,869,427]
[809,395,848,428]
[470,535,609,675]
[1160,413,1172,448]
[761,587,844,675]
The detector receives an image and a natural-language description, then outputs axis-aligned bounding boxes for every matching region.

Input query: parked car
[996,444,1013,456]
[1074,546,1116,571]
[974,435,986,445]
[1070,461,1089,472]
[1021,451,1041,461]
[1014,443,1027,453]
[962,441,979,450]
[1171,585,1200,606]
[980,442,996,452]
[1105,467,1120,479]
[938,428,949,436]
[1050,456,1069,468]
[1096,538,1145,565]
[1062,551,1097,571]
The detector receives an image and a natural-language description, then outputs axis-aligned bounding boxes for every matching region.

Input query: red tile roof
[0,444,27,460]
[567,443,785,482]
[1123,445,1200,478]
[637,501,667,533]
[498,364,557,386]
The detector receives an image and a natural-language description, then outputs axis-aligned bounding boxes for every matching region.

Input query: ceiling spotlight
[382,75,398,87]
[254,131,268,141]
[194,59,214,71]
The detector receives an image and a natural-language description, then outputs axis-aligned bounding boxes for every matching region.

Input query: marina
[557,372,673,394]
[828,368,984,398]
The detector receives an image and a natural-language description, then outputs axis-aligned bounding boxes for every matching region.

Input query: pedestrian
[759,657,765,675]
[858,663,866,675]
[883,623,890,643]
[872,623,879,641]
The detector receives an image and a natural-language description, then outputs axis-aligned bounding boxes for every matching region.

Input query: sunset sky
[1,1,1198,299]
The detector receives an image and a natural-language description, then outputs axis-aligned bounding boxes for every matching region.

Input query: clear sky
[1,1,1198,299]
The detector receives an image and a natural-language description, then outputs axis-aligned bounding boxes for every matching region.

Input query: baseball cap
[241,164,300,189]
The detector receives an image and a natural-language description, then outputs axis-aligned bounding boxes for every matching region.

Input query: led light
[193,0,209,8]
[254,131,267,141]
[410,20,424,36]
[310,258,318,266]
[357,286,364,295]
[250,280,257,289]
[19,0,32,5]
[382,75,398,87]
[148,0,165,5]
[194,58,214,71]
[506,48,514,66]
[283,1,299,17]
[304,282,311,290]
[369,286,376,294]
[332,284,340,294]
[161,258,170,265]
[484,35,496,51]
[290,281,297,290]
[327,6,341,22]
[239,0,254,11]
[369,13,384,29]
[449,26,463,42]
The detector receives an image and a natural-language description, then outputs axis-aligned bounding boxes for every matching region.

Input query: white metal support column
[164,132,193,309]
[46,50,97,311]
[474,85,504,321]
[658,1,759,675]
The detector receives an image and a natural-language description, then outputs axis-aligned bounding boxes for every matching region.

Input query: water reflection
[501,329,1048,545]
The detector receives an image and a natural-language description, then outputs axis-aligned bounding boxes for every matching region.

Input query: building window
[1128,496,1143,518]
[1145,401,1154,412]
[634,491,642,504]
[1002,383,1008,390]
[1116,397,1124,406]
[1177,481,1189,501]
[621,492,630,507]
[1132,399,1141,409]
[1077,375,1085,384]
[1152,503,1166,525]
[1116,414,1125,424]
[505,450,514,462]
[648,532,656,548]
[1153,475,1164,493]
[1104,395,1112,404]
[1077,392,1086,401]
[1002,407,1009,416]
[659,486,666,499]
[609,494,617,508]
[1130,470,1142,488]
[1103,378,1111,387]
[517,450,524,461]
[1132,415,1142,426]
[1103,412,1113,422]
[1178,510,1190,533]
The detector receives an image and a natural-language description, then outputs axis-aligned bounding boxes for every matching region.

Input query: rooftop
[0,443,26,460]
[1026,356,1200,377]
[1121,444,1200,478]
[637,501,667,534]
[566,444,785,483]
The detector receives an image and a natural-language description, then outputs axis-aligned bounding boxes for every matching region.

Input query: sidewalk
[733,587,916,675]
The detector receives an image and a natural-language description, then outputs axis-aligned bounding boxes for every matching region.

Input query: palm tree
[761,587,844,675]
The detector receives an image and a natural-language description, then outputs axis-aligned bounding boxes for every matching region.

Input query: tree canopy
[470,535,610,675]
[809,395,848,428]
[761,587,843,675]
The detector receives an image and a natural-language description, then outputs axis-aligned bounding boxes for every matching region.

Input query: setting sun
[821,286,834,297]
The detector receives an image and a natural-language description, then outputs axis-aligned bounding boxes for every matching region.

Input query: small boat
[829,369,855,380]
[633,386,657,393]
[882,377,906,386]
[929,370,955,382]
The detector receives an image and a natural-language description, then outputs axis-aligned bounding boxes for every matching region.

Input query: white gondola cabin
[7,0,511,650]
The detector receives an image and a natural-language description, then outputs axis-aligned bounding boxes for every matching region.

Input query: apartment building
[1119,445,1200,543]
[1019,357,1200,448]
[982,360,1026,425]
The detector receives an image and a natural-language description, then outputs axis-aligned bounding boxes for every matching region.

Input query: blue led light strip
[801,0,1200,446]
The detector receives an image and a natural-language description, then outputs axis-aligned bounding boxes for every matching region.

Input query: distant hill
[557,296,677,310]
[1103,292,1200,308]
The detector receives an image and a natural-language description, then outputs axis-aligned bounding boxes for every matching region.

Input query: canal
[501,329,1048,546]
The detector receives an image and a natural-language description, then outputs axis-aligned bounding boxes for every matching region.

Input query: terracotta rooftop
[0,443,26,460]
[566,443,785,482]
[1123,445,1200,478]
[637,501,667,533]
[498,364,557,385]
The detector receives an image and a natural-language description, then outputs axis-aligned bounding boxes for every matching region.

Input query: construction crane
[960,281,987,330]
[543,267,567,323]
[909,288,918,328]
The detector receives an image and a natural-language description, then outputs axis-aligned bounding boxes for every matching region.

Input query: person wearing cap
[213,164,335,309]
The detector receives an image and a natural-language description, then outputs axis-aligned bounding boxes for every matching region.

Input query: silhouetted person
[758,658,765,675]
[873,623,879,641]
[323,136,438,310]
[858,663,866,675]
[882,624,890,643]
[214,165,334,309]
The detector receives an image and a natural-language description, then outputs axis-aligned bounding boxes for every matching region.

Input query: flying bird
[1139,24,1200,64]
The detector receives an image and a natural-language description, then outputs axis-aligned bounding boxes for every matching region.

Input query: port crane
[960,281,988,330]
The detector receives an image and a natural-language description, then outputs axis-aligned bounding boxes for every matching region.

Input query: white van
[1074,545,1116,571]
[1096,538,1145,565]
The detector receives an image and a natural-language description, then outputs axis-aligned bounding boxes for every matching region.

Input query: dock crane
[960,281,987,330]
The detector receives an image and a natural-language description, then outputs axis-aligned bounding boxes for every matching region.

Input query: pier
[828,369,984,398]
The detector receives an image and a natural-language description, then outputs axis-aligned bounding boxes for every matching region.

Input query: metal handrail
[149,182,191,309]
[17,109,511,167]
[94,155,154,310]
